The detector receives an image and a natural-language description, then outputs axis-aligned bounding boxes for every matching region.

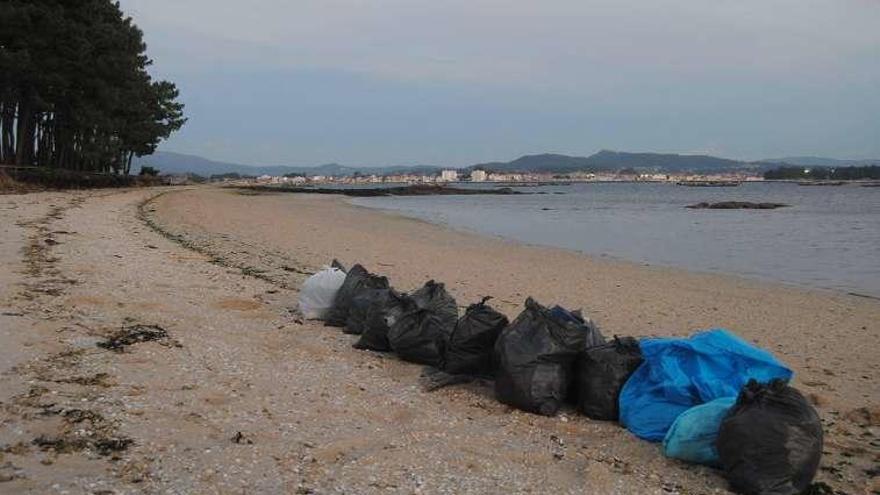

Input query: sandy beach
[1,186,877,494]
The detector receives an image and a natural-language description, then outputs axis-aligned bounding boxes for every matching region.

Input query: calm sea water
[350,182,880,296]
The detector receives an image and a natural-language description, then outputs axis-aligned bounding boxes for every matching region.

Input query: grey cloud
[118,0,880,164]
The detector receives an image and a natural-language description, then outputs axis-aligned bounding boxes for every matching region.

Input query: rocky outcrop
[241,184,523,197]
[686,201,788,210]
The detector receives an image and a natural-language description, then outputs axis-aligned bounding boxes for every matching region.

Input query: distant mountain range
[133,152,442,177]
[470,150,749,173]
[134,150,878,177]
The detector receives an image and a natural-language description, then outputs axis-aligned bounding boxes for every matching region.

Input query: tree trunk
[0,101,5,164]
[15,100,35,166]
[1,102,16,165]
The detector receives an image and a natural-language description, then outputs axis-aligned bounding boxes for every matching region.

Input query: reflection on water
[351,182,880,296]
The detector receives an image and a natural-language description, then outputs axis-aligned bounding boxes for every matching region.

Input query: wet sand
[0,186,877,494]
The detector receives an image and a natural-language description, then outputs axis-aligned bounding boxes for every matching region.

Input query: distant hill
[134,150,878,178]
[471,154,596,173]
[471,150,753,173]
[757,156,880,167]
[132,152,441,177]
[133,152,263,176]
[584,150,750,172]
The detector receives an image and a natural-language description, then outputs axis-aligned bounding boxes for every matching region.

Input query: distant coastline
[238,184,523,197]
[135,150,880,179]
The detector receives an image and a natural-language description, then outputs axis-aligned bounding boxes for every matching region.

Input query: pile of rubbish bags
[495,297,605,416]
[298,261,824,495]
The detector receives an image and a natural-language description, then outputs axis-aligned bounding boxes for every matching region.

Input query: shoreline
[150,188,880,384]
[343,195,879,301]
[148,187,879,490]
[1,186,876,493]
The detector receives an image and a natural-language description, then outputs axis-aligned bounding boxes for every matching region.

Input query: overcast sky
[119,0,880,166]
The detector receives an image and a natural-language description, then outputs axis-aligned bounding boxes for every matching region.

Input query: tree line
[764,165,880,181]
[0,0,185,174]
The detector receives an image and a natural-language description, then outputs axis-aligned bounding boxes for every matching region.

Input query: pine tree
[0,0,185,172]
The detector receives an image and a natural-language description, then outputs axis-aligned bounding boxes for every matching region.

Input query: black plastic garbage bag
[324,264,389,327]
[575,336,643,420]
[549,305,606,349]
[440,297,509,376]
[344,288,389,335]
[494,297,605,416]
[717,379,823,495]
[353,289,411,352]
[387,280,458,366]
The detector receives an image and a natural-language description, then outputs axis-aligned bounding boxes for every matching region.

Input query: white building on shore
[471,169,488,182]
[439,169,459,182]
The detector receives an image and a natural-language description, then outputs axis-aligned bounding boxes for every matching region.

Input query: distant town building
[241,168,760,187]
[162,174,191,186]
[638,173,669,181]
[440,169,459,182]
[489,173,524,182]
[471,169,488,182]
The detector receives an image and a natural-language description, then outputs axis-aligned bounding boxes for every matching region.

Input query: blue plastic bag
[663,396,736,466]
[619,329,792,441]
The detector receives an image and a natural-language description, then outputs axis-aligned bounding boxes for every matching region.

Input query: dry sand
[0,186,877,494]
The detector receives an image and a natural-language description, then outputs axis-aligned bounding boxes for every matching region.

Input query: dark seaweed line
[137,190,301,291]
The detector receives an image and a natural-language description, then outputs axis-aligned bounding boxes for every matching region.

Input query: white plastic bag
[298,266,347,320]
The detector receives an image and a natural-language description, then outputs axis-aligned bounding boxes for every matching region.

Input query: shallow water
[351,182,880,296]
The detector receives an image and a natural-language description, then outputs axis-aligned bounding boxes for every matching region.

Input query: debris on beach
[96,324,170,352]
[718,379,824,495]
[53,372,114,388]
[33,434,133,457]
[619,329,792,441]
[298,262,346,320]
[662,396,736,466]
[345,287,393,335]
[353,289,410,352]
[31,407,134,457]
[575,336,643,421]
[231,431,254,445]
[301,259,829,494]
[439,296,508,376]
[388,280,458,367]
[324,264,389,327]
[494,297,604,416]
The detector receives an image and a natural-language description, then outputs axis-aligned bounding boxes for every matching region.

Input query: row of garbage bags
[298,262,824,495]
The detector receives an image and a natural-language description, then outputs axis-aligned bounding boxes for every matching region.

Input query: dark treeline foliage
[0,0,185,174]
[764,165,880,181]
